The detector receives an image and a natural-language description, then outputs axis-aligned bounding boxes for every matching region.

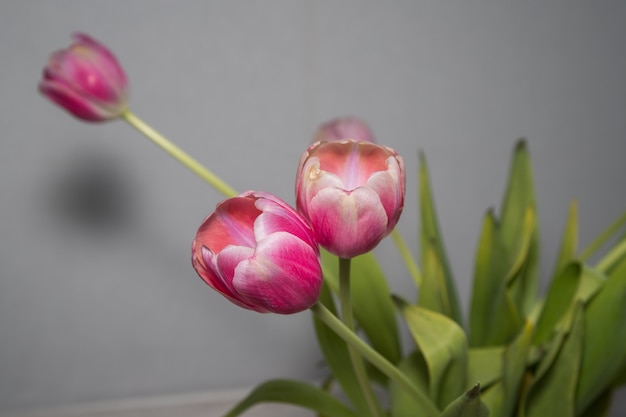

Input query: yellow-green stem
[391,229,423,287]
[121,110,238,198]
[310,302,440,417]
[339,257,383,417]
[580,210,626,261]
[596,236,626,273]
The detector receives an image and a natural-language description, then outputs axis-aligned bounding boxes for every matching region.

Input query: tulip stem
[311,302,439,417]
[580,209,626,262]
[338,257,383,417]
[390,229,423,287]
[121,110,238,198]
[596,235,626,274]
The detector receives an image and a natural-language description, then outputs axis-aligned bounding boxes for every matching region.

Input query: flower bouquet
[38,33,626,417]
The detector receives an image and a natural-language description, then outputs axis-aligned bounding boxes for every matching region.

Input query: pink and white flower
[192,191,323,314]
[296,139,405,259]
[39,33,128,122]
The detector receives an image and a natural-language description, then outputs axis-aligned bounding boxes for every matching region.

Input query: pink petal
[364,155,404,228]
[253,193,318,250]
[39,78,117,121]
[232,232,322,314]
[196,245,265,312]
[194,197,259,252]
[308,186,388,258]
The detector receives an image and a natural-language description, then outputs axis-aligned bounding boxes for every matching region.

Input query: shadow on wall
[44,145,137,236]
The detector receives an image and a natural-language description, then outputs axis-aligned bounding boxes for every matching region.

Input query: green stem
[121,110,238,198]
[580,210,626,261]
[596,236,626,274]
[339,258,383,417]
[310,302,440,417]
[391,229,423,287]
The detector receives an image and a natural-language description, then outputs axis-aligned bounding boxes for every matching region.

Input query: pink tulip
[296,140,405,258]
[313,117,375,143]
[192,191,323,314]
[39,33,128,122]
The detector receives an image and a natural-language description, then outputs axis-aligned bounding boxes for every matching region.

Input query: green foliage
[222,379,360,417]
[225,140,626,417]
[418,151,463,324]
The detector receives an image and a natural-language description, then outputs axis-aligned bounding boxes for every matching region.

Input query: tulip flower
[192,191,323,314]
[313,116,375,143]
[296,140,405,258]
[39,33,128,122]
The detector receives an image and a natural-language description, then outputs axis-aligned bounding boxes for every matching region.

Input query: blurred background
[1,0,625,415]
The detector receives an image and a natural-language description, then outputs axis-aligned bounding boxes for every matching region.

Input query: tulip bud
[39,33,128,122]
[313,117,375,144]
[192,191,323,314]
[296,140,405,258]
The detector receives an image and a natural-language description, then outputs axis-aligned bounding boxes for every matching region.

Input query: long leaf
[499,139,539,316]
[396,297,468,409]
[469,207,534,347]
[418,241,453,317]
[222,379,360,417]
[551,200,578,279]
[502,321,534,417]
[469,210,514,347]
[483,321,533,417]
[467,346,505,390]
[524,304,584,417]
[576,257,626,413]
[418,151,462,324]
[440,384,490,417]
[577,389,613,417]
[321,250,401,366]
[534,263,603,344]
[389,351,432,417]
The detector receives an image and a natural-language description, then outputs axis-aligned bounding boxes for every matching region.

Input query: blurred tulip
[296,140,405,258]
[192,191,323,314]
[39,33,128,122]
[313,117,375,143]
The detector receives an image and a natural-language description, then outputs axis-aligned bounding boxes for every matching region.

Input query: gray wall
[1,0,625,414]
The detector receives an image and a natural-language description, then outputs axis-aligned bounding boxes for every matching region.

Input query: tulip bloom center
[314,141,390,190]
[296,139,405,259]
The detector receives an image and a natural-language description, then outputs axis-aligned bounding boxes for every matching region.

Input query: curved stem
[310,302,439,417]
[121,110,238,198]
[391,229,423,287]
[339,258,383,417]
[596,236,626,274]
[580,210,626,261]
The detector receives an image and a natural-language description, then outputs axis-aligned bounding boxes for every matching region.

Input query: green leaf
[321,250,401,366]
[533,263,604,344]
[499,139,540,316]
[577,389,613,417]
[395,297,468,409]
[467,346,505,390]
[551,200,578,279]
[576,257,626,413]
[502,321,534,417]
[313,284,375,417]
[440,384,490,417]
[524,304,584,417]
[483,321,533,417]
[418,241,454,318]
[418,151,462,324]
[469,210,519,347]
[389,351,432,417]
[481,380,504,417]
[222,379,360,417]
